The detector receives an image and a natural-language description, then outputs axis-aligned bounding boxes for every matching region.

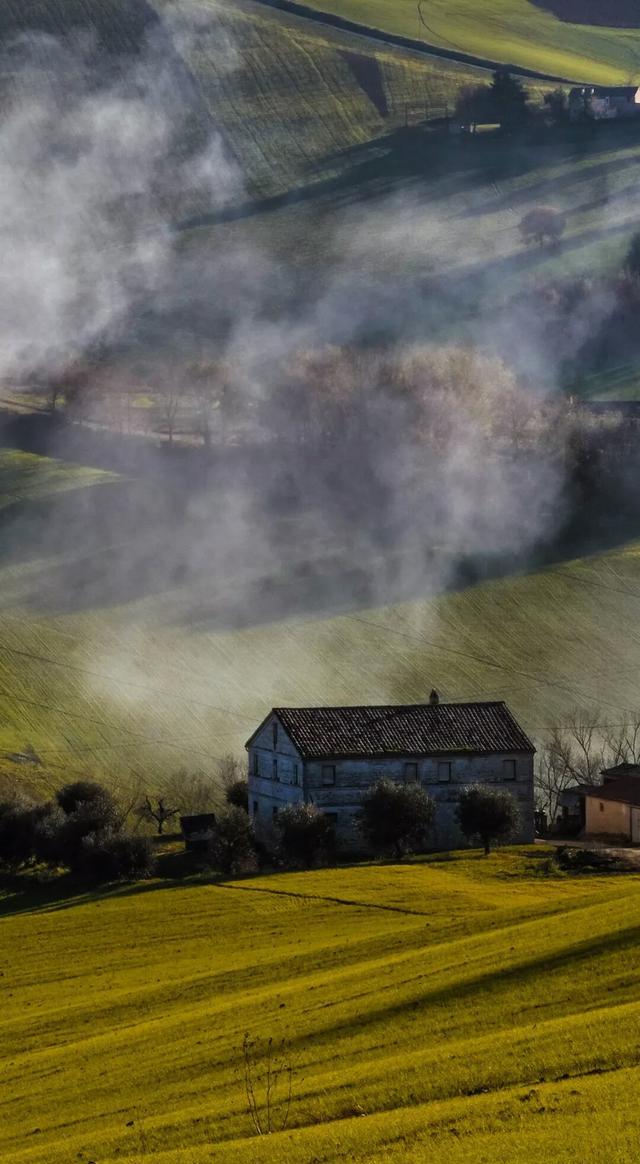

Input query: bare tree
[218,753,243,789]
[242,1034,293,1136]
[156,381,181,445]
[135,795,180,835]
[535,732,579,824]
[602,713,640,766]
[164,768,218,814]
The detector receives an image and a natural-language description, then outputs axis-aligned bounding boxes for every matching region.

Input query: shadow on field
[181,120,640,235]
[0,870,214,918]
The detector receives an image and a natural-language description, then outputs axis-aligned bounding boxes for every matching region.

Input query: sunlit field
[285,0,640,84]
[2,849,640,1162]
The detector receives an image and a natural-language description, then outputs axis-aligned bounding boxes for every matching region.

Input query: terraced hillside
[3,849,640,1162]
[290,0,640,84]
[2,445,640,797]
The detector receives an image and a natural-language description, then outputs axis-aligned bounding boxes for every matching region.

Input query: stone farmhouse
[569,85,640,122]
[246,695,535,852]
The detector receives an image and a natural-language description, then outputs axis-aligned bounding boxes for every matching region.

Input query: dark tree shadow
[341,51,388,117]
[532,0,640,27]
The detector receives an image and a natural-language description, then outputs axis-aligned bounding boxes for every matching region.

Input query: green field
[290,0,640,84]
[2,446,640,797]
[3,849,640,1162]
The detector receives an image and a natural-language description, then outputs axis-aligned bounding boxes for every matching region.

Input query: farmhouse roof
[586,776,640,808]
[248,701,534,759]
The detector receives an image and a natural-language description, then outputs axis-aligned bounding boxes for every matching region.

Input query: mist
[0,6,633,791]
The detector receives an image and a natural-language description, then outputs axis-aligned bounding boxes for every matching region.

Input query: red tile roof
[586,776,640,807]
[253,702,534,760]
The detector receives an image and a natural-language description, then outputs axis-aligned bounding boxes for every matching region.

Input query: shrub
[208,807,256,876]
[80,831,156,883]
[0,795,37,870]
[358,780,435,858]
[554,846,628,874]
[56,782,122,867]
[225,779,249,813]
[30,802,67,865]
[56,781,115,816]
[276,803,334,868]
[456,785,519,855]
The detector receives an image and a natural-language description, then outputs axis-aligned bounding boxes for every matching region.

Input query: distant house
[246,695,535,853]
[569,86,640,122]
[559,763,640,836]
[585,765,640,843]
[180,813,216,852]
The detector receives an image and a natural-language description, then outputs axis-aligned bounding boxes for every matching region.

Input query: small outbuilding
[585,776,640,844]
[180,813,217,852]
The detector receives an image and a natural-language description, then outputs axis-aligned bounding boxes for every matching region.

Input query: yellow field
[2,848,640,1162]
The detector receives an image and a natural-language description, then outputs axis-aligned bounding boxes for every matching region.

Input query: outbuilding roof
[601,763,640,780]
[248,701,534,759]
[586,776,640,808]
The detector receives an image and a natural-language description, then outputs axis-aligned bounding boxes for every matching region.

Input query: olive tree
[455,786,519,855]
[358,780,435,858]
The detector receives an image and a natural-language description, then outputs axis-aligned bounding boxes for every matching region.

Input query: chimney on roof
[429,689,439,706]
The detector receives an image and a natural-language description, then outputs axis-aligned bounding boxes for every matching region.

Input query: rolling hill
[277,0,640,85]
[3,849,640,1162]
[1,445,640,798]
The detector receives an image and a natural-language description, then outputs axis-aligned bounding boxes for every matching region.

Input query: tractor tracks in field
[243,0,582,86]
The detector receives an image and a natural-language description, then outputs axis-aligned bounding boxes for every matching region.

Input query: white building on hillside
[246,695,535,852]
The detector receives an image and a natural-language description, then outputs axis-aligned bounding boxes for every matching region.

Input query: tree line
[207,778,519,875]
[0,773,520,883]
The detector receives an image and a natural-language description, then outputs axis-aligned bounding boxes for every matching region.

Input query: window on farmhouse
[272,806,279,820]
[503,759,516,781]
[322,764,336,786]
[404,762,418,783]
[273,757,278,782]
[252,752,259,777]
[437,761,451,782]
[272,721,278,750]
[253,801,259,816]
[293,763,299,785]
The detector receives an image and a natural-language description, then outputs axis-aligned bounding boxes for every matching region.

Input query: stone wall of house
[248,714,303,837]
[305,752,534,852]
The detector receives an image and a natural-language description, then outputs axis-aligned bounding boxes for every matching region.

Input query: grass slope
[284,0,640,84]
[2,850,640,1161]
[2,448,640,794]
[160,0,495,200]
